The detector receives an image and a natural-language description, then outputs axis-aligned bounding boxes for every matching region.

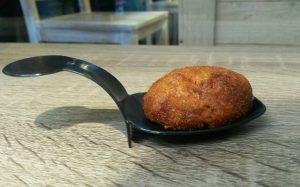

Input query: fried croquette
[143,66,253,130]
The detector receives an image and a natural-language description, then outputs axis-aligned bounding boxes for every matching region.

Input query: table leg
[156,19,169,45]
[146,35,153,45]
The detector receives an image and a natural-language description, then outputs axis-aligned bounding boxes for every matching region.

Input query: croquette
[143,66,253,130]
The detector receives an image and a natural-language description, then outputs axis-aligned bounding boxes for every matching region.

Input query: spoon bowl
[2,55,266,147]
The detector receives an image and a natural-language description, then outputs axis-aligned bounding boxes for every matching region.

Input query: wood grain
[216,1,300,45]
[179,0,216,45]
[179,0,300,46]
[0,43,299,186]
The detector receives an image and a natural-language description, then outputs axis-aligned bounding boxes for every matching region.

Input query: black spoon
[2,55,266,147]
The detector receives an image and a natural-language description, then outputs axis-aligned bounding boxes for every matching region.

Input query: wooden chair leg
[156,19,169,45]
[146,35,153,45]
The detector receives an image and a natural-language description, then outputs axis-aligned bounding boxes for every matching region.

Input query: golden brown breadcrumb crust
[143,66,253,130]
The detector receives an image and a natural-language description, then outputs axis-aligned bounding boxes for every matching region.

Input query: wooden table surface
[43,12,168,31]
[0,43,299,186]
[40,11,169,45]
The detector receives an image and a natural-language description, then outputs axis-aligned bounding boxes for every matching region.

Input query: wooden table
[0,43,299,186]
[39,11,169,45]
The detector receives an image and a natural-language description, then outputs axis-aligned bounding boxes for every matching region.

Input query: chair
[20,0,169,45]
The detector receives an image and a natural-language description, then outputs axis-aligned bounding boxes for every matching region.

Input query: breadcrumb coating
[143,66,253,130]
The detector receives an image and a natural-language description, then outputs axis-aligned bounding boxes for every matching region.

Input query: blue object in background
[124,0,145,11]
[115,0,145,12]
[115,0,125,13]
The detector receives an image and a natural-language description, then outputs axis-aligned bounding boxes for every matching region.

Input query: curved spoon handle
[3,55,133,147]
[2,55,129,109]
[64,58,129,107]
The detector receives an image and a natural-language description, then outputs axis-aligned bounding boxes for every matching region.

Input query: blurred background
[1,0,300,46]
